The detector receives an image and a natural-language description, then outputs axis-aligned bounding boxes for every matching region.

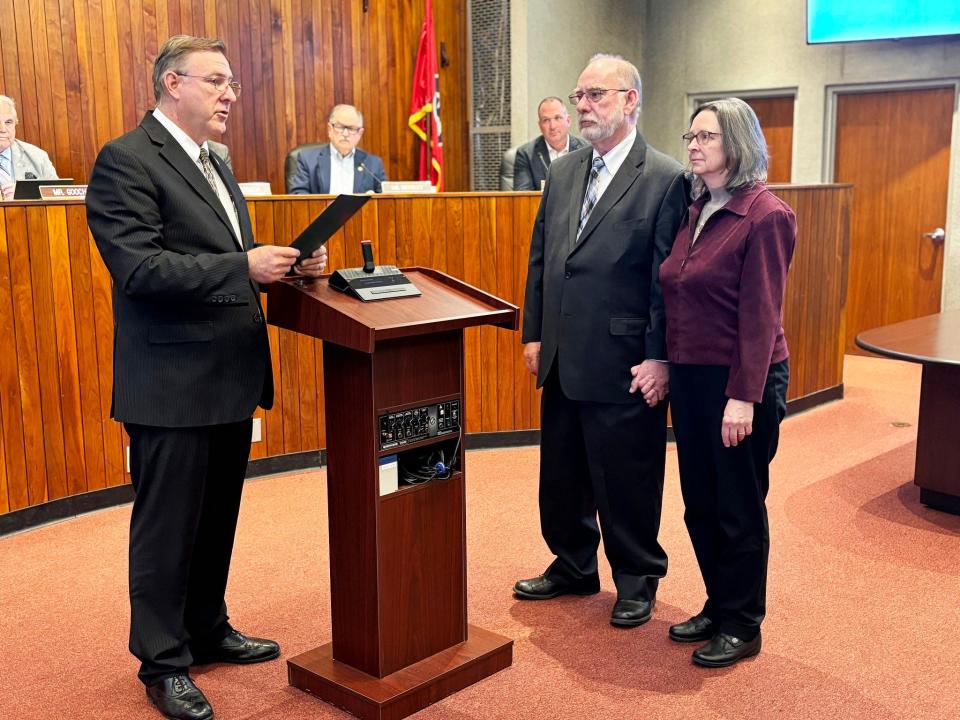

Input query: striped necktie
[0,151,12,181]
[198,147,218,193]
[577,155,605,239]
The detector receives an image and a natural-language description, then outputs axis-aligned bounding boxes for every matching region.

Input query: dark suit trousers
[669,361,788,640]
[539,366,668,601]
[125,419,253,685]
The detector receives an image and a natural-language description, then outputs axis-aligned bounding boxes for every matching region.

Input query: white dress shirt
[152,109,242,248]
[329,149,356,195]
[547,136,571,163]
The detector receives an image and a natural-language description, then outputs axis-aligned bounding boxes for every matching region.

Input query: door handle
[922,227,945,244]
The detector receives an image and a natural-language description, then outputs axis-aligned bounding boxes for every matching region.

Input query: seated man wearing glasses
[289,104,387,194]
[0,95,59,200]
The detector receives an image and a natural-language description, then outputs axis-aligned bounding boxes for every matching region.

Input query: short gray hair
[153,35,228,102]
[587,53,642,120]
[0,95,16,119]
[328,104,364,127]
[689,97,767,199]
[537,97,567,115]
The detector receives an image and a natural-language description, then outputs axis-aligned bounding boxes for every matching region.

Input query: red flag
[407,0,444,190]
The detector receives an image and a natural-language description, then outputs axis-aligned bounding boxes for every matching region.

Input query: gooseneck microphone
[356,162,383,193]
[25,172,37,179]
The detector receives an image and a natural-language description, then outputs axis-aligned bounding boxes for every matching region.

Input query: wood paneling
[0,187,849,515]
[834,87,953,353]
[0,0,469,192]
[745,95,794,184]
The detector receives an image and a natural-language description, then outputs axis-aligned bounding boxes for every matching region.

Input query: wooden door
[834,87,953,352]
[745,96,794,183]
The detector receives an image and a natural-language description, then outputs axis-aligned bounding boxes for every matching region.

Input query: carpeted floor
[2,355,958,719]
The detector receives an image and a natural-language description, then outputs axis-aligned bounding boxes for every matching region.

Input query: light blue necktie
[0,151,12,181]
[577,155,605,239]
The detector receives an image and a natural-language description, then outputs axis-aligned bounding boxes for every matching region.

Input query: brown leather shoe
[191,629,280,665]
[145,674,213,720]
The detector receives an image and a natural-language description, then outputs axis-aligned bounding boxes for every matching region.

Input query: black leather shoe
[692,631,761,667]
[610,597,654,627]
[669,613,715,643]
[146,675,213,720]
[513,574,600,600]
[191,629,280,665]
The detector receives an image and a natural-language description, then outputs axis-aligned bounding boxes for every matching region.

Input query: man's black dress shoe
[191,629,280,665]
[610,598,654,627]
[692,631,761,667]
[146,674,213,720]
[669,613,715,643]
[513,574,600,600]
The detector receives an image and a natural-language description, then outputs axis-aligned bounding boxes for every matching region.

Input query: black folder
[290,193,370,263]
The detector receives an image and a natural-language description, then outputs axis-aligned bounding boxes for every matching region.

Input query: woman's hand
[721,398,753,447]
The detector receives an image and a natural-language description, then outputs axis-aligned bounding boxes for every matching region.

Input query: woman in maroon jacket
[656,98,796,667]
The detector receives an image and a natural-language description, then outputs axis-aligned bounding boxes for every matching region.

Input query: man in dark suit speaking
[513,96,586,191]
[289,104,387,194]
[515,54,687,628]
[86,35,327,720]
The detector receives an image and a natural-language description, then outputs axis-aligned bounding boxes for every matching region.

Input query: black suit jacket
[513,135,587,191]
[522,132,688,404]
[86,112,273,427]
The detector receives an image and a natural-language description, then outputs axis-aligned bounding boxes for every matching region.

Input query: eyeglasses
[329,122,363,136]
[682,130,722,145]
[568,88,631,105]
[176,73,242,98]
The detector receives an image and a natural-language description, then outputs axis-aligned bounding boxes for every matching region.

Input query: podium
[266,268,518,719]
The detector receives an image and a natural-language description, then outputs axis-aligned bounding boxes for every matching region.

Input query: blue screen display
[807,0,960,43]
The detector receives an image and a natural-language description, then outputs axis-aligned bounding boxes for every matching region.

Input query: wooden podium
[266,268,517,719]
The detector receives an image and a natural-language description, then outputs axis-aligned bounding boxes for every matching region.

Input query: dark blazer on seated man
[513,134,587,191]
[288,144,386,194]
[289,103,387,194]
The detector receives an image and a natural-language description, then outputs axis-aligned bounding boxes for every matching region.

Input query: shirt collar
[333,148,356,163]
[701,182,766,217]
[592,127,636,176]
[152,108,210,162]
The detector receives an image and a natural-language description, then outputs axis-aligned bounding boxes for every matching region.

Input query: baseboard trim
[0,385,844,536]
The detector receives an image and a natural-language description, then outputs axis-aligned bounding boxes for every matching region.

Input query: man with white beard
[515,54,688,629]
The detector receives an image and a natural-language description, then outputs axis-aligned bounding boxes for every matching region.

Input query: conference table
[856,311,960,515]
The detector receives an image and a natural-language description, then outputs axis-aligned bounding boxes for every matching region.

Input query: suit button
[230,295,237,302]
[564,271,572,279]
[253,312,262,323]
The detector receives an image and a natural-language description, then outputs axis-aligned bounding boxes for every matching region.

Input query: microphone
[25,172,36,179]
[361,239,376,273]
[537,151,549,170]
[356,162,382,193]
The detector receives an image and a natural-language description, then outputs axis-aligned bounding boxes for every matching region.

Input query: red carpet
[2,355,958,719]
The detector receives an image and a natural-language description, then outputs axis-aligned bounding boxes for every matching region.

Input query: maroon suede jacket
[660,183,797,403]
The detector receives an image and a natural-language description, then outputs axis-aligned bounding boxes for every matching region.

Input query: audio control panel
[378,399,460,450]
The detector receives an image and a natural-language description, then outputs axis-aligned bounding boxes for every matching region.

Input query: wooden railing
[0,186,850,515]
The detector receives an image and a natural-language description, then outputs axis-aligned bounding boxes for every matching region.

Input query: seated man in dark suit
[289,104,386,194]
[512,96,586,190]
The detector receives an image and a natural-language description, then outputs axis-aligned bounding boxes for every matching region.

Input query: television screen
[807,0,960,44]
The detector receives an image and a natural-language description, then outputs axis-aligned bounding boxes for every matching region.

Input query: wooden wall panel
[0,187,848,515]
[0,0,469,191]
[745,96,794,184]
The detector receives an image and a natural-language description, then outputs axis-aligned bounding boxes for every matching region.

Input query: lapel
[569,132,646,257]
[567,150,592,251]
[352,148,368,192]
[141,113,237,251]
[318,145,331,193]
[535,137,550,172]
[209,151,251,249]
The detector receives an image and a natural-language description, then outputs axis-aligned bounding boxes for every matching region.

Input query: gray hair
[328,104,364,127]
[587,53,642,120]
[153,35,228,102]
[689,97,768,199]
[0,95,16,119]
